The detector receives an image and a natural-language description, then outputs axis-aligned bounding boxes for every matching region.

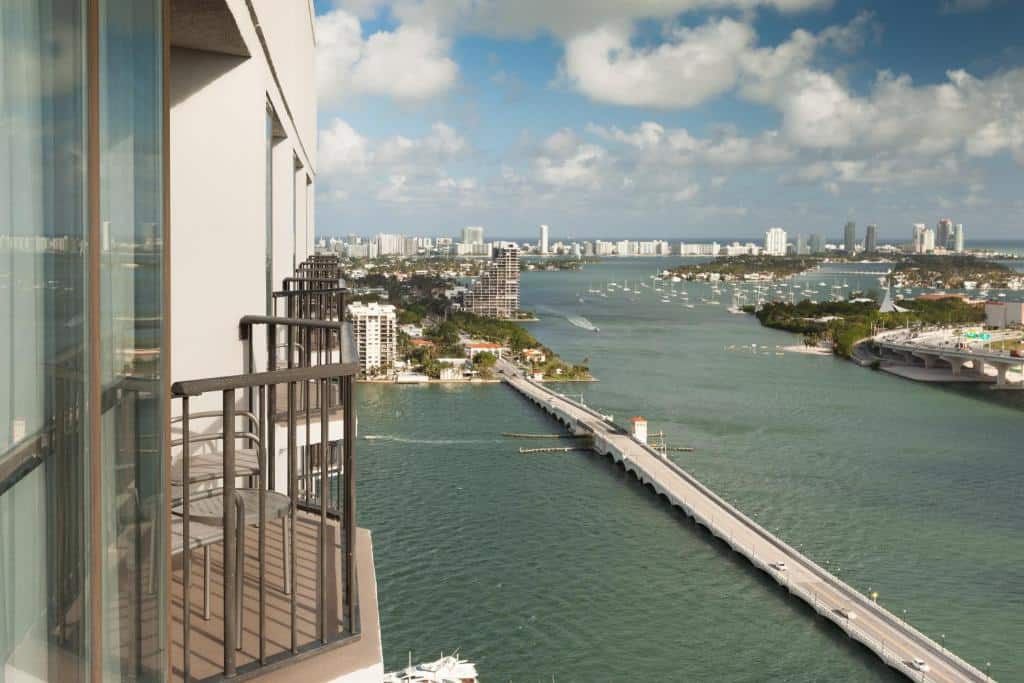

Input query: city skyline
[312,0,1024,239]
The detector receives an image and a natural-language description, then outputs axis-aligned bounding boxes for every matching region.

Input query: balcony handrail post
[267,322,276,489]
[320,377,329,643]
[222,388,237,674]
[288,376,298,653]
[181,396,192,682]
[258,383,267,665]
[343,374,356,634]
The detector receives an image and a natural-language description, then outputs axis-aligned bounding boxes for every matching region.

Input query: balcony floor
[170,511,347,682]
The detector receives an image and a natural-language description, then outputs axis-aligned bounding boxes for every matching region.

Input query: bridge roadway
[500,362,989,683]
[874,329,1023,385]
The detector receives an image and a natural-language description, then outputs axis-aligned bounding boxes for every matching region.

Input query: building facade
[461,226,485,245]
[464,242,521,318]
[348,302,398,377]
[1,2,383,681]
[539,224,549,254]
[764,228,787,256]
[865,225,878,253]
[844,222,857,255]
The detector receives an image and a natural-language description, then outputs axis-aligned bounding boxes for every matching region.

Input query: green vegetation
[672,255,823,281]
[892,254,1015,288]
[754,297,985,358]
[521,258,597,272]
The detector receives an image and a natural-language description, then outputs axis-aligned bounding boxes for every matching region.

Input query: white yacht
[384,654,479,683]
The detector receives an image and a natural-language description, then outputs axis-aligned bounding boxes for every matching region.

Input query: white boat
[384,654,479,683]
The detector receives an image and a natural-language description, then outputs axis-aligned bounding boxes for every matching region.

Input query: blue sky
[313,0,1024,241]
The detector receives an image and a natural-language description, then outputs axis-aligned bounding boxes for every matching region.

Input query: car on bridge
[770,561,787,572]
[910,657,930,672]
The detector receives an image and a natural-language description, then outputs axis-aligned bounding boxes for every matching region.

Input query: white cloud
[563,18,755,109]
[316,7,457,103]
[383,0,832,39]
[534,130,610,189]
[587,121,793,166]
[319,118,470,204]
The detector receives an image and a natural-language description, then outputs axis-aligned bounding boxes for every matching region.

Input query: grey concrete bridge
[499,360,991,683]
[875,331,1023,386]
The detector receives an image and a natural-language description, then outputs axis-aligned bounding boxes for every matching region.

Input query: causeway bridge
[874,329,1023,386]
[499,360,990,683]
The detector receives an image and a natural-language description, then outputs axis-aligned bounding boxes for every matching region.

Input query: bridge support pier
[973,359,988,377]
[942,357,967,377]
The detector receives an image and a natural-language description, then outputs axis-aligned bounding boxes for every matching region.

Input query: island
[749,296,986,357]
[669,255,825,282]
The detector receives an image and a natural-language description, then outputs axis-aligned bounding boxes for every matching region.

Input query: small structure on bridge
[630,416,648,443]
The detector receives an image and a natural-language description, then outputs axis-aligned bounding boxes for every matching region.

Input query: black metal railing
[238,315,355,505]
[272,286,346,325]
[171,359,358,681]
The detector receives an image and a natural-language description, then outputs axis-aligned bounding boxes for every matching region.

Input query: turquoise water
[358,257,1023,681]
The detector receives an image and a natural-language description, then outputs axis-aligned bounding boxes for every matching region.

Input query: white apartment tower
[764,227,788,256]
[953,223,965,253]
[913,223,935,253]
[465,242,521,317]
[540,224,550,254]
[348,302,398,377]
[462,226,485,245]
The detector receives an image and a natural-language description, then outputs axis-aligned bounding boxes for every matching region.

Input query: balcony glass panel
[0,1,89,681]
[98,0,165,679]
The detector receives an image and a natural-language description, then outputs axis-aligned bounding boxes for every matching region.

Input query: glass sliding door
[0,1,90,681]
[98,0,165,680]
[1,1,167,681]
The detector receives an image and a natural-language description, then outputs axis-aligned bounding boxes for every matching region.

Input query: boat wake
[566,315,599,332]
[362,435,500,445]
[534,305,600,332]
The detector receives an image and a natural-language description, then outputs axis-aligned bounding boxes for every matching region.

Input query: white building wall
[170,47,265,396]
[170,1,317,410]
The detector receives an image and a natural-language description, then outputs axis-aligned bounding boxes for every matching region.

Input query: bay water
[359,257,1023,681]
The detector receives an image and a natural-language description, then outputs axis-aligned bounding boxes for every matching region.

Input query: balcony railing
[170,257,359,682]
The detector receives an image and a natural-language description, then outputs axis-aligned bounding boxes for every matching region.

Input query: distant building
[539,224,549,254]
[865,224,878,253]
[809,233,825,254]
[764,227,787,256]
[937,219,953,249]
[913,224,935,253]
[795,234,808,255]
[985,301,1024,328]
[465,341,506,359]
[679,242,720,256]
[464,242,521,317]
[348,301,397,377]
[953,223,965,253]
[630,416,648,443]
[462,226,485,245]
[844,222,857,256]
[722,242,762,256]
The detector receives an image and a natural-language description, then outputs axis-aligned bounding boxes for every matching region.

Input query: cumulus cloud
[533,130,611,189]
[563,18,755,109]
[316,7,457,103]
[319,119,470,204]
[378,0,832,39]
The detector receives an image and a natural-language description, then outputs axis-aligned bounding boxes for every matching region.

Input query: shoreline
[359,375,598,385]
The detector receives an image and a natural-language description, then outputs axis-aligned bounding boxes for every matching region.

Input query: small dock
[500,363,989,683]
[518,446,588,454]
